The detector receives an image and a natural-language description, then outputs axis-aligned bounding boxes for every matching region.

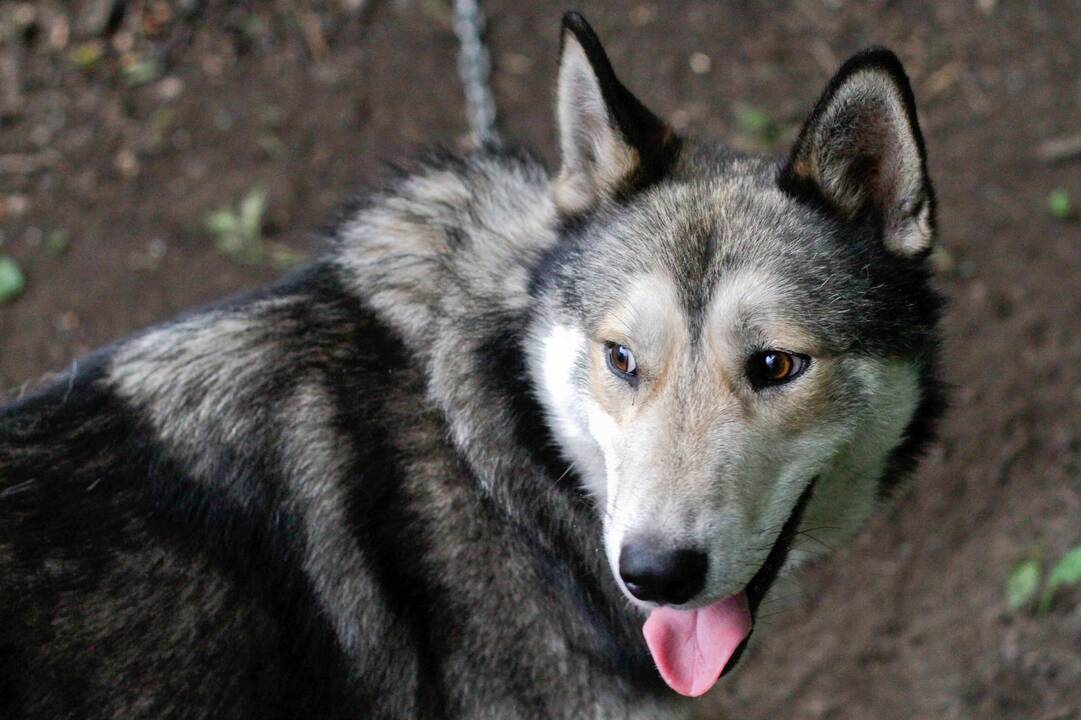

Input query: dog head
[528,13,941,696]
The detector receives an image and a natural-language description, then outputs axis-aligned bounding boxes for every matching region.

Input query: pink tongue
[642,592,752,697]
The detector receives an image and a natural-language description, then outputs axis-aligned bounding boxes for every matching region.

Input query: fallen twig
[0,151,59,175]
[1037,132,1081,164]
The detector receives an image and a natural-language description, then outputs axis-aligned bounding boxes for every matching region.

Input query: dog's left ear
[780,48,934,257]
[554,12,678,214]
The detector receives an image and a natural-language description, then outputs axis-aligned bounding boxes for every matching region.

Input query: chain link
[453,0,499,145]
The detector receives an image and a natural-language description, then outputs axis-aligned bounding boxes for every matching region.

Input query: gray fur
[0,16,941,720]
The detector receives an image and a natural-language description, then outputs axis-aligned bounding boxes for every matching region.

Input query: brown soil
[2,2,1080,718]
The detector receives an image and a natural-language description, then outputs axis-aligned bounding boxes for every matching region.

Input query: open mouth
[641,478,819,697]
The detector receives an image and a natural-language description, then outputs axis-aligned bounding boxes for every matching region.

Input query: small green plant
[69,42,105,70]
[122,57,163,87]
[1008,545,1081,615]
[1039,546,1081,615]
[734,104,782,147]
[205,188,305,269]
[206,187,269,264]
[1006,558,1041,611]
[1047,189,1073,221]
[0,255,25,304]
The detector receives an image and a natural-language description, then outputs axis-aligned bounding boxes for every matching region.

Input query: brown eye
[747,350,809,390]
[604,342,638,380]
[764,352,793,380]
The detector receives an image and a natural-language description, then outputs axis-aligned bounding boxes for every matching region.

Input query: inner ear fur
[553,12,679,214]
[780,47,935,257]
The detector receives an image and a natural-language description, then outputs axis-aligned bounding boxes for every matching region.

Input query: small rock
[155,75,184,102]
[48,14,71,50]
[111,30,134,54]
[146,237,167,261]
[11,4,37,29]
[114,148,139,177]
[629,4,657,26]
[0,194,29,220]
[689,52,711,75]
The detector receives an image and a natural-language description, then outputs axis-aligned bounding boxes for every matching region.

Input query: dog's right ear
[779,48,935,257]
[553,12,678,214]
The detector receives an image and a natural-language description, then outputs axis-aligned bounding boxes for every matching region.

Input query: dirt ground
[2,1,1080,718]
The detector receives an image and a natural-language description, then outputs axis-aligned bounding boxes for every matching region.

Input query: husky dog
[0,12,942,720]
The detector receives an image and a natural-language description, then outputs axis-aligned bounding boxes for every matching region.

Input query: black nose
[618,539,708,605]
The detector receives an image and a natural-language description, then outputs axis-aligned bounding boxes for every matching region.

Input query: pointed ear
[554,12,679,214]
[779,48,935,257]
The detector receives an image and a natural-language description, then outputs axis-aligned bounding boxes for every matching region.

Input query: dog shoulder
[331,145,559,352]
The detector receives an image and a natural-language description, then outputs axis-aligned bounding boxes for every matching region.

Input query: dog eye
[604,342,637,379]
[747,350,809,390]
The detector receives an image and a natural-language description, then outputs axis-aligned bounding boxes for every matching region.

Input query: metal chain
[453,0,500,145]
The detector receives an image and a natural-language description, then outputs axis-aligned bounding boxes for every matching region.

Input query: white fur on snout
[584,401,630,583]
[585,403,622,507]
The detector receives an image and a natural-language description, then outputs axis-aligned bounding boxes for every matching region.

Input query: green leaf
[1007,558,1041,611]
[70,42,104,70]
[238,188,268,240]
[1039,545,1081,614]
[1048,189,1072,220]
[205,189,271,265]
[123,58,163,87]
[0,255,25,304]
[205,209,239,236]
[734,104,781,146]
